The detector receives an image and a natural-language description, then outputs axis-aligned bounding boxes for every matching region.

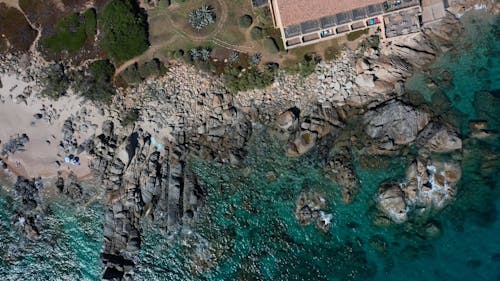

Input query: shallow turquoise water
[0,192,104,280]
[1,10,499,281]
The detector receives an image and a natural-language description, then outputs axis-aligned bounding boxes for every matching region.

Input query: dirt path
[114,37,176,75]
[0,0,20,10]
[117,0,257,75]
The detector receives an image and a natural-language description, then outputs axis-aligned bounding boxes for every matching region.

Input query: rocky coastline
[1,3,498,279]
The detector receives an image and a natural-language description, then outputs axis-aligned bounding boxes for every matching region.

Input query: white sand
[0,73,105,180]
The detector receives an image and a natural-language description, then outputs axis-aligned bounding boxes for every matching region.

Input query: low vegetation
[238,14,253,28]
[347,28,369,41]
[188,5,216,30]
[224,64,276,93]
[324,43,342,61]
[263,37,279,54]
[286,53,322,77]
[74,60,116,103]
[120,58,167,84]
[40,64,71,99]
[44,8,96,53]
[0,3,37,52]
[121,108,140,126]
[100,0,149,63]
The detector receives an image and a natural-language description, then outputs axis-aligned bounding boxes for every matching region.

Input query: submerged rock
[416,122,462,153]
[377,182,408,223]
[294,190,332,232]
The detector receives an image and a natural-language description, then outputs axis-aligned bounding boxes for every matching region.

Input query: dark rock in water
[12,177,43,239]
[369,235,388,253]
[465,259,482,268]
[474,91,500,127]
[416,122,462,153]
[325,145,360,204]
[422,221,442,239]
[491,253,500,262]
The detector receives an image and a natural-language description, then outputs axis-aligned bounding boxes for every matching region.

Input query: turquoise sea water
[1,11,499,281]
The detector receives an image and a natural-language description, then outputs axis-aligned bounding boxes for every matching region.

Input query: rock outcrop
[12,177,43,239]
[376,158,461,224]
[294,190,332,232]
[364,101,429,149]
[90,121,204,279]
[416,122,462,153]
[286,106,343,157]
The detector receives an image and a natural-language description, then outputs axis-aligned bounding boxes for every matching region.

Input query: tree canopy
[100,0,149,62]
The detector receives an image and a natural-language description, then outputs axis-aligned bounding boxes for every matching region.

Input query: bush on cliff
[74,60,116,103]
[40,63,70,99]
[120,58,166,84]
[224,64,276,93]
[100,0,149,63]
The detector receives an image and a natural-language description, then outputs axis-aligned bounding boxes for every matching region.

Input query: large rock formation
[285,106,343,157]
[376,158,461,224]
[90,121,204,279]
[364,101,429,149]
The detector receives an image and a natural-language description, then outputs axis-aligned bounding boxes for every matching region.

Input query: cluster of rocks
[364,101,464,224]
[273,106,344,157]
[1,133,30,156]
[11,177,44,239]
[88,121,203,279]
[0,53,46,91]
[324,146,360,204]
[376,158,461,224]
[294,190,333,232]
[55,172,83,200]
[188,95,253,164]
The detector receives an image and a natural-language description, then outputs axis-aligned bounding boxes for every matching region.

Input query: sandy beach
[0,73,105,181]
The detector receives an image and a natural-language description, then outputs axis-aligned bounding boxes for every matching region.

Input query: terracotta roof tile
[275,0,386,27]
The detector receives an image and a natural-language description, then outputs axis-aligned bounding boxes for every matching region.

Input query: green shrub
[120,58,166,84]
[44,8,96,53]
[263,37,279,54]
[121,108,140,126]
[120,63,142,84]
[100,0,149,62]
[251,26,263,40]
[346,28,369,41]
[324,44,341,61]
[224,65,276,93]
[286,53,321,77]
[74,60,116,103]
[40,63,70,99]
[139,58,164,78]
[238,14,253,28]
